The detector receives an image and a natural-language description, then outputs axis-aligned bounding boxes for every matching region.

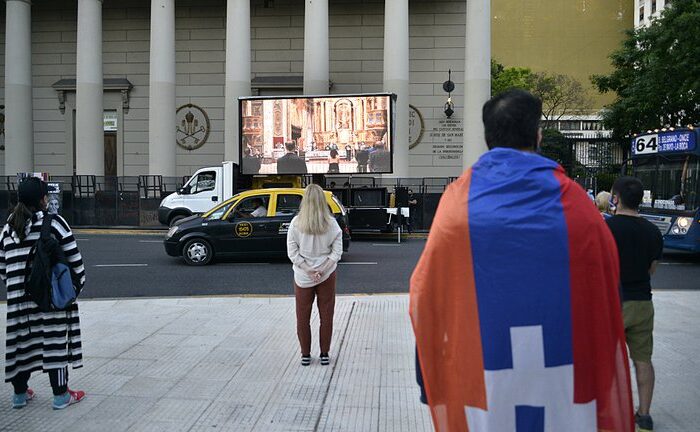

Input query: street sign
[632,130,697,156]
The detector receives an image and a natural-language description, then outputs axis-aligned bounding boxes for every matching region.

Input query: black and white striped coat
[0,211,86,382]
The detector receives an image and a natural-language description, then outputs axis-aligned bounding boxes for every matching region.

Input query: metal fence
[559,138,628,194]
[0,139,627,230]
[0,175,188,228]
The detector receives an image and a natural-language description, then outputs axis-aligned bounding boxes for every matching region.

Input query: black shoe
[635,412,654,431]
[301,355,311,366]
[320,353,330,366]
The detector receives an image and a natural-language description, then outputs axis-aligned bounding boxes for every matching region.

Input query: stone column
[224,0,251,163]
[383,0,409,177]
[303,0,329,95]
[76,0,104,175]
[149,0,176,176]
[463,0,491,169]
[4,0,33,174]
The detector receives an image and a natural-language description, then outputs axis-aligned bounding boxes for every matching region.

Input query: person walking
[287,184,343,366]
[1,177,86,410]
[606,176,663,432]
[409,90,634,432]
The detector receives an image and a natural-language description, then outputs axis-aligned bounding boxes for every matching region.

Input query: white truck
[158,161,239,226]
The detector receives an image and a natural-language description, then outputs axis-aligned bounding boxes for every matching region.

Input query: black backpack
[25,214,79,312]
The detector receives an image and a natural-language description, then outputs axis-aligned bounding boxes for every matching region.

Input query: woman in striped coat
[0,178,86,410]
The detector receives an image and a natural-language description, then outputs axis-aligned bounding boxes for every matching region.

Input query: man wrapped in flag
[410,90,634,432]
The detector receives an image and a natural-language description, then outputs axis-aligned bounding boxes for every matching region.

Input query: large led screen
[239,93,394,175]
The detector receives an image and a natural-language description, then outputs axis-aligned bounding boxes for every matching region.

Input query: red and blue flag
[410,148,633,432]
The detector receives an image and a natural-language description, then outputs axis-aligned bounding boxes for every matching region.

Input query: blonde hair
[296,184,331,235]
[595,191,611,213]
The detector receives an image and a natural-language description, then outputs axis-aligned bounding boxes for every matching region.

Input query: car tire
[169,214,187,227]
[182,238,213,266]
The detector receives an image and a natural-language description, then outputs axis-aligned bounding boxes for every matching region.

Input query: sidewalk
[1,292,697,432]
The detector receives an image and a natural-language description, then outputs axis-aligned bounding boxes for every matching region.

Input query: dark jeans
[295,272,336,356]
[11,367,69,396]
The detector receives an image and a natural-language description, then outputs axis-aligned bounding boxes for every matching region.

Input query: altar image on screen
[239,94,393,175]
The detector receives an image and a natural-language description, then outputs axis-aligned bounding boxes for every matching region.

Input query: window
[232,195,270,218]
[639,5,645,21]
[559,121,581,131]
[207,201,235,220]
[189,171,216,194]
[581,121,603,131]
[651,0,657,13]
[276,194,303,216]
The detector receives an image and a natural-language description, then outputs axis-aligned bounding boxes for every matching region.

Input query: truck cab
[158,162,238,226]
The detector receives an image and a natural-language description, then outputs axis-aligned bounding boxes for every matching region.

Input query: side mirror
[178,185,191,195]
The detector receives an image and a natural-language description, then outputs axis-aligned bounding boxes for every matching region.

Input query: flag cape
[410,148,633,432]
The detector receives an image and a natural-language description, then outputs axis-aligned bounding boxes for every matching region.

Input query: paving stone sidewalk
[1,292,697,432]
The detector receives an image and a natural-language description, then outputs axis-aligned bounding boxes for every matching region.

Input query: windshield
[204,199,238,220]
[634,155,700,212]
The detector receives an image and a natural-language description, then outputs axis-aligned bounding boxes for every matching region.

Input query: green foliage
[491,60,533,96]
[491,60,592,124]
[538,128,572,167]
[592,0,700,138]
[529,73,593,123]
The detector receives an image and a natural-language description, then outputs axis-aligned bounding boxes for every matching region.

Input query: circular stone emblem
[408,105,425,149]
[176,104,211,150]
[235,221,253,238]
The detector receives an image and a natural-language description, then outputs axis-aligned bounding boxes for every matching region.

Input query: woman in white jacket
[287,184,343,366]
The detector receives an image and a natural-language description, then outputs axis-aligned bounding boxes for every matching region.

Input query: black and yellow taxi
[164,188,351,265]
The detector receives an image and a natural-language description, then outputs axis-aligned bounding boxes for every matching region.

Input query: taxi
[164,188,351,265]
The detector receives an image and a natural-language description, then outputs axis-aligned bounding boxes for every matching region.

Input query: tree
[529,72,593,125]
[491,60,592,126]
[539,128,573,168]
[591,0,700,139]
[491,60,533,96]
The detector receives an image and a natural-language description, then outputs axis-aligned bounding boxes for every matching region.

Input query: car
[164,188,351,265]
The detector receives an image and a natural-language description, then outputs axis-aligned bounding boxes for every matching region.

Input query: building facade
[635,0,671,27]
[0,0,633,179]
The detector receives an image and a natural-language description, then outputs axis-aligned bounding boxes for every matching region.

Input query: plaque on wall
[176,104,211,150]
[408,104,425,149]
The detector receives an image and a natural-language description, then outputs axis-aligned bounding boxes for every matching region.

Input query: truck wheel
[183,238,213,266]
[169,214,186,227]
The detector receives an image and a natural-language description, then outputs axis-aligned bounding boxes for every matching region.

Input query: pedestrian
[287,184,343,367]
[409,90,634,432]
[1,177,86,410]
[606,176,663,432]
[596,191,613,219]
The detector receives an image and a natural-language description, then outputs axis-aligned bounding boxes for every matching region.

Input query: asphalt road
[0,234,697,300]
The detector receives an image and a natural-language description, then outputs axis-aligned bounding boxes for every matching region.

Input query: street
[1,234,697,300]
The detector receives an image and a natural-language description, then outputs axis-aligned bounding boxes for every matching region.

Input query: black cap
[18,177,48,208]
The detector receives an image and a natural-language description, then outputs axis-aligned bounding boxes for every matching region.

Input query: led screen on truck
[239,93,394,175]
